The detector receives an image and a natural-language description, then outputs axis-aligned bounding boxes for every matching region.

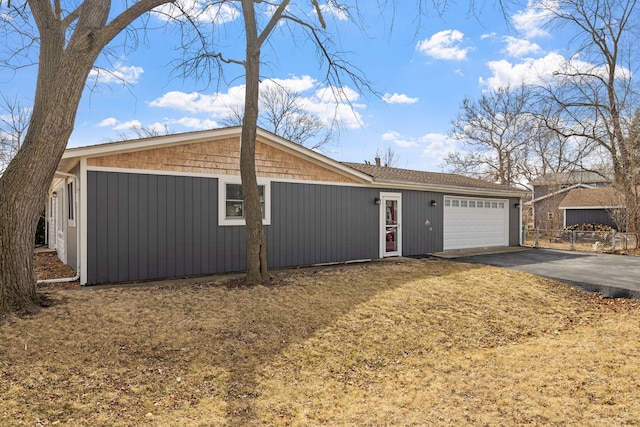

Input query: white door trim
[379,192,402,258]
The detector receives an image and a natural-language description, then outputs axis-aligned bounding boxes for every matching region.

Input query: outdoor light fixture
[52,192,58,199]
[431,200,437,207]
[514,202,520,208]
[374,197,381,205]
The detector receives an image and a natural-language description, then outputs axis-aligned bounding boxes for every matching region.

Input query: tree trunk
[0,55,97,315]
[240,0,268,285]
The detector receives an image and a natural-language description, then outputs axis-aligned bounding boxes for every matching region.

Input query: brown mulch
[33,251,80,289]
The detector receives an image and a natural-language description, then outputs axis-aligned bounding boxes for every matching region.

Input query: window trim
[67,180,76,227]
[218,178,271,226]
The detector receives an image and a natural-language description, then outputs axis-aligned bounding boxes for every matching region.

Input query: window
[219,179,271,226]
[67,181,76,226]
[498,202,505,209]
[444,199,451,207]
[469,201,475,208]
[485,201,491,208]
[225,184,265,219]
[452,199,460,207]
[492,202,498,209]
[461,200,468,207]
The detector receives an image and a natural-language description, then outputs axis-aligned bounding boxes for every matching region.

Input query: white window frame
[218,177,271,226]
[67,179,76,227]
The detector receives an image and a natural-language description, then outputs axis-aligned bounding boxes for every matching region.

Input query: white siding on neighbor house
[443,196,509,250]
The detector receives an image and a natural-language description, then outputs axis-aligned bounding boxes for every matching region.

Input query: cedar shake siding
[87,137,359,184]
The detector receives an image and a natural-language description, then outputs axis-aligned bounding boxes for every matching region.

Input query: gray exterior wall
[86,171,521,284]
[509,198,522,245]
[268,182,379,266]
[565,209,618,230]
[87,171,383,284]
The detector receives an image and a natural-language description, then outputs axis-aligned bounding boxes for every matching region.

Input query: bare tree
[445,85,540,187]
[172,0,374,285]
[221,83,332,149]
[538,0,640,239]
[445,84,594,187]
[112,123,172,141]
[0,0,174,315]
[371,146,399,167]
[0,96,30,173]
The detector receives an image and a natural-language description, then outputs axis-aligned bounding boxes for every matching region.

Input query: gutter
[37,171,80,284]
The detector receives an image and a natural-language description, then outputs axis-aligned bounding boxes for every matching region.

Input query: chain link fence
[524,228,637,253]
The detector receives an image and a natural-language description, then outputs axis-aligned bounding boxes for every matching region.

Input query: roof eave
[560,205,624,210]
[372,178,527,197]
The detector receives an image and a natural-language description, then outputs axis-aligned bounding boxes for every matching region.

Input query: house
[558,187,624,230]
[48,126,526,285]
[527,171,611,229]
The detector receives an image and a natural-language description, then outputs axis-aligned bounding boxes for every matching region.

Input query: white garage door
[444,197,509,250]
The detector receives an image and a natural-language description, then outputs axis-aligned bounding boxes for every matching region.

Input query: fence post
[612,230,616,252]
[570,230,575,251]
[535,228,539,248]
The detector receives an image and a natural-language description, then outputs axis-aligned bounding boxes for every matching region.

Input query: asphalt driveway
[454,248,640,299]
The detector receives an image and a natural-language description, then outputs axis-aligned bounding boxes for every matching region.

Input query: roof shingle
[559,187,624,208]
[342,162,522,192]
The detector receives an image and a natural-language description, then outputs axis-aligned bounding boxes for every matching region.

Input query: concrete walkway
[437,247,640,299]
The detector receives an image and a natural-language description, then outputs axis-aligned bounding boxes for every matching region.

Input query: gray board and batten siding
[565,209,618,230]
[86,170,519,284]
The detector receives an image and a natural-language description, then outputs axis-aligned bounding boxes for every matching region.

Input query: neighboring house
[48,126,526,285]
[558,187,625,230]
[527,171,611,229]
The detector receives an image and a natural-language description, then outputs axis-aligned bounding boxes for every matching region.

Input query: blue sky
[2,1,577,171]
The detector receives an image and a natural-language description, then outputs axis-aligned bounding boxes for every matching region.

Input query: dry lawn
[2,259,640,426]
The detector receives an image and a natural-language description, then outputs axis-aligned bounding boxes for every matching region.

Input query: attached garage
[443,196,509,250]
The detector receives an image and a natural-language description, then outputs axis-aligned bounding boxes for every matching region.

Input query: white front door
[380,192,402,257]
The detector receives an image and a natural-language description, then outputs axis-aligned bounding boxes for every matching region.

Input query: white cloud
[302,89,364,129]
[419,132,459,161]
[481,32,496,40]
[154,0,238,23]
[502,36,541,57]
[382,93,419,104]
[89,63,144,85]
[379,131,459,165]
[416,30,470,61]
[319,3,348,21]
[149,86,246,115]
[314,86,360,103]
[381,131,418,148]
[97,117,117,127]
[171,117,219,130]
[481,52,632,90]
[262,75,317,93]
[512,0,558,38]
[113,120,142,130]
[150,76,365,130]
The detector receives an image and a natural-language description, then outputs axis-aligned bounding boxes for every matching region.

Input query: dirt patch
[33,251,79,289]
[2,261,640,426]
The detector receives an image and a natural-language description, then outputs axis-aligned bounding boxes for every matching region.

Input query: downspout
[37,171,80,284]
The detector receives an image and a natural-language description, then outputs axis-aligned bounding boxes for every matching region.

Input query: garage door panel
[444,197,509,250]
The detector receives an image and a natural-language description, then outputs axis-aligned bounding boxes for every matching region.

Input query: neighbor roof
[559,187,624,208]
[344,163,524,195]
[529,171,611,186]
